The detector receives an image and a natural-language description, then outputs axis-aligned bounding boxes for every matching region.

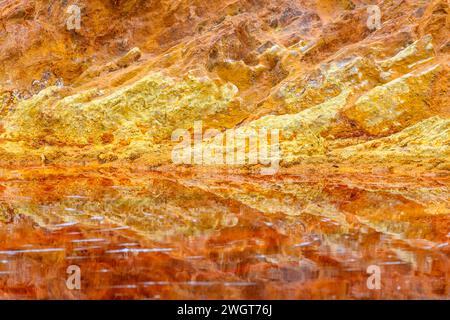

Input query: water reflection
[0,168,448,299]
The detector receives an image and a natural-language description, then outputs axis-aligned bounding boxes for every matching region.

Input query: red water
[0,168,448,299]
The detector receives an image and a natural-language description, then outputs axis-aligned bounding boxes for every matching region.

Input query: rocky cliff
[0,0,448,175]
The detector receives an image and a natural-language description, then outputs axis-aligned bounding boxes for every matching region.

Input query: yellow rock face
[0,0,448,174]
[4,73,240,145]
[343,63,441,136]
[336,116,450,160]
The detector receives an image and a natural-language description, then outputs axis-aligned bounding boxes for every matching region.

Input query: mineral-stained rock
[342,63,442,136]
[194,88,350,167]
[0,0,448,172]
[334,116,450,165]
[378,35,435,75]
[1,72,244,164]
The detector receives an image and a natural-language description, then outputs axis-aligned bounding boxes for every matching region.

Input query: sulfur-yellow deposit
[0,0,448,175]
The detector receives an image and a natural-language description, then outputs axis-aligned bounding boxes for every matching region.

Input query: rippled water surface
[0,168,448,299]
